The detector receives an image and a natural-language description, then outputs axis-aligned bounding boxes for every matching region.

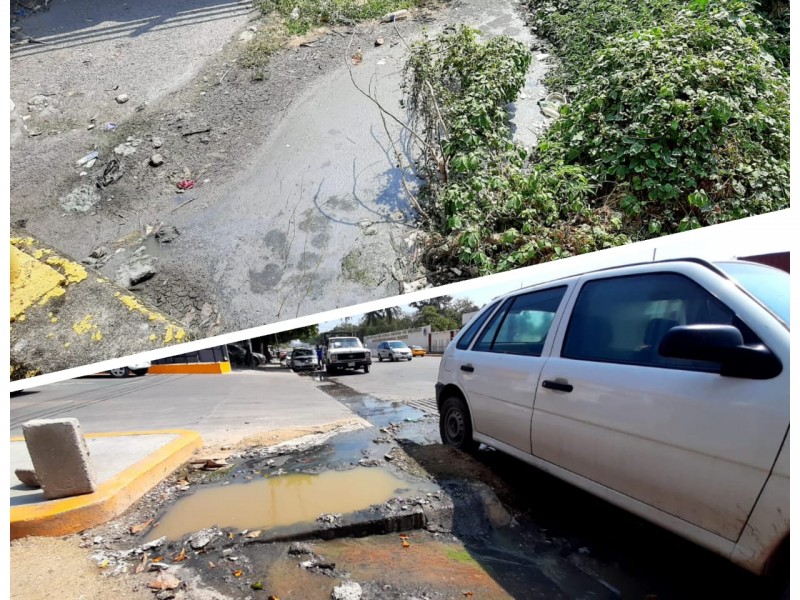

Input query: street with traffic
[10,359,776,599]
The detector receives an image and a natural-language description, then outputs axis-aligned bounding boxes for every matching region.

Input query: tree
[413,305,460,332]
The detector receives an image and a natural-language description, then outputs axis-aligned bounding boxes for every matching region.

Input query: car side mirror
[659,324,782,380]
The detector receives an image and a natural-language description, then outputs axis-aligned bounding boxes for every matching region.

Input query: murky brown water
[148,468,418,541]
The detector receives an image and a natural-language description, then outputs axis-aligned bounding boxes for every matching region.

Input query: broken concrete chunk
[150,153,164,167]
[332,581,362,600]
[152,136,164,149]
[115,93,130,104]
[15,468,40,488]
[59,185,101,213]
[22,418,96,500]
[189,528,218,550]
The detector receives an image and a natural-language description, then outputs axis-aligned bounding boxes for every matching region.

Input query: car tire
[439,395,479,453]
[408,356,413,361]
[131,368,148,377]
[391,354,397,362]
[109,367,129,378]
[378,354,383,362]
[363,364,370,374]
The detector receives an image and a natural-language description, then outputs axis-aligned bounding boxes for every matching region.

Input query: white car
[436,258,788,583]
[376,340,413,362]
[108,361,151,377]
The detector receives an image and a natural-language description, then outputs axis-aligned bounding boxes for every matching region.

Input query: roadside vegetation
[403,0,789,279]
[244,0,418,72]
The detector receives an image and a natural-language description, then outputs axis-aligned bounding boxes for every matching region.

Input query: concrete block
[22,418,97,500]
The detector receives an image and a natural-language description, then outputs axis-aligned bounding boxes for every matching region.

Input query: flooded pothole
[147,468,435,542]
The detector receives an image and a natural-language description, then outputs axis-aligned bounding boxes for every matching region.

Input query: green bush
[404,27,629,277]
[540,3,790,233]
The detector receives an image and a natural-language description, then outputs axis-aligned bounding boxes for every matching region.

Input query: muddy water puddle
[148,468,427,541]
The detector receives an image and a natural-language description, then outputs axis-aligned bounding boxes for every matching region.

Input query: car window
[388,342,407,348]
[561,273,757,371]
[472,287,567,356]
[456,300,502,350]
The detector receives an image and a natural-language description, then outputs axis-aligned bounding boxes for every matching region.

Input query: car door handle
[542,380,573,393]
[460,364,475,373]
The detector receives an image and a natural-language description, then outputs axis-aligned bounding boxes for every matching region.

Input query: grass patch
[256,0,417,35]
[444,546,480,566]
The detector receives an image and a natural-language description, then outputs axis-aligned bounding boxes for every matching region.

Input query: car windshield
[331,338,361,348]
[293,349,313,357]
[716,261,789,327]
[388,342,408,348]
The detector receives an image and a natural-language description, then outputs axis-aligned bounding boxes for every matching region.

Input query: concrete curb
[149,362,231,375]
[10,232,193,381]
[10,430,202,539]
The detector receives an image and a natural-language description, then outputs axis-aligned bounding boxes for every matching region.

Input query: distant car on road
[411,345,427,357]
[289,348,316,372]
[436,258,789,584]
[376,340,413,362]
[107,361,150,378]
[325,336,371,374]
[227,344,267,367]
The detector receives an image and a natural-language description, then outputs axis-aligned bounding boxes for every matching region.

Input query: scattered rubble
[97,158,123,187]
[150,153,165,167]
[58,185,101,213]
[332,581,363,600]
[189,528,219,550]
[115,93,130,104]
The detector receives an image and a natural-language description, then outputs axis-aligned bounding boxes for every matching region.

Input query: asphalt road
[312,354,441,404]
[9,369,365,446]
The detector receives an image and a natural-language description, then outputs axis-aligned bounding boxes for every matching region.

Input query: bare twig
[182,128,212,138]
[219,68,233,84]
[169,196,198,214]
[345,32,443,172]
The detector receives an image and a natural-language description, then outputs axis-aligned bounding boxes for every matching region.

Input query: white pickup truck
[324,336,372,374]
[436,259,789,587]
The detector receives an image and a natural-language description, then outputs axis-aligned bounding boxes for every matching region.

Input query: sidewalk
[10,430,202,539]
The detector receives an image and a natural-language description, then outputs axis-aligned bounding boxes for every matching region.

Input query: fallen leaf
[351,48,363,65]
[208,561,216,568]
[233,570,244,578]
[173,547,187,562]
[152,556,164,563]
[130,519,153,534]
[251,582,264,590]
[402,540,410,548]
[229,533,235,540]
[98,558,109,568]
[245,530,262,539]
[177,478,190,486]
[399,534,409,539]
[203,459,228,470]
[463,593,474,598]
[268,596,280,600]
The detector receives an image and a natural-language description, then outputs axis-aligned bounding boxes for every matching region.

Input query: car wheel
[408,356,413,361]
[439,396,479,453]
[391,354,397,362]
[378,354,383,362]
[131,369,148,377]
[109,367,129,378]
[363,364,370,374]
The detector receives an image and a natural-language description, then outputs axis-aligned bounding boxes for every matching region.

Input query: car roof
[488,257,763,303]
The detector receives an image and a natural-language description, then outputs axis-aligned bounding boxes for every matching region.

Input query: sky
[320,209,792,332]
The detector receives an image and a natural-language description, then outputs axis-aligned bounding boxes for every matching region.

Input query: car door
[455,285,571,454]
[530,265,789,541]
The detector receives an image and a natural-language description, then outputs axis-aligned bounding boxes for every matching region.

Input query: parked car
[289,347,316,372]
[411,345,427,357]
[436,258,789,583]
[108,361,150,377]
[227,344,267,367]
[376,340,413,362]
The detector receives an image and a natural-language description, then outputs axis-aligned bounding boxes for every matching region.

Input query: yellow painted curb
[10,429,203,539]
[10,245,66,320]
[148,361,231,375]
